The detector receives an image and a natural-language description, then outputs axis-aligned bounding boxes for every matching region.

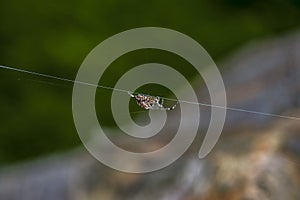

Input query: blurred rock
[196,30,300,130]
[1,114,300,200]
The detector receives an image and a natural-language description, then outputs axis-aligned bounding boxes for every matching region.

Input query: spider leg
[160,97,164,106]
[169,101,179,110]
[155,97,163,108]
[128,91,135,97]
[159,101,179,111]
[159,107,173,111]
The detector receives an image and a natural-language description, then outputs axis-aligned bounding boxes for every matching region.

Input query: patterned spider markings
[128,92,178,111]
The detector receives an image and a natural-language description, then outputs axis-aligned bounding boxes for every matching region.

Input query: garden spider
[128,92,178,111]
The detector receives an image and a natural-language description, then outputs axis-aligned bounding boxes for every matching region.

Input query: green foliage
[0,0,299,164]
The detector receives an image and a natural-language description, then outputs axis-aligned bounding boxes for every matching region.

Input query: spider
[128,92,178,111]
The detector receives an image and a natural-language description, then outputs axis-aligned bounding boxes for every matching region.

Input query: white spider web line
[0,65,129,94]
[1,65,300,121]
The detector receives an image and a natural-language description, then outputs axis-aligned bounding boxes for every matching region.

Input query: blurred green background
[0,0,300,165]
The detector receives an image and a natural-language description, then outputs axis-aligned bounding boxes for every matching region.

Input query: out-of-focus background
[0,0,300,199]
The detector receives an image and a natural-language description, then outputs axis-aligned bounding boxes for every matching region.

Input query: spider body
[128,92,178,111]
